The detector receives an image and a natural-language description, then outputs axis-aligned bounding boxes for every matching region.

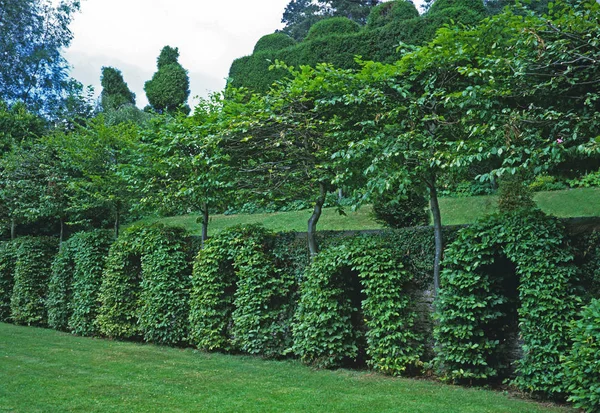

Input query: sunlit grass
[135,187,600,235]
[0,323,574,413]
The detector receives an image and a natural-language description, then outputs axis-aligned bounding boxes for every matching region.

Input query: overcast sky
[65,0,424,109]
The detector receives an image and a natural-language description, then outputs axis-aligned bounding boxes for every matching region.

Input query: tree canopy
[144,46,190,115]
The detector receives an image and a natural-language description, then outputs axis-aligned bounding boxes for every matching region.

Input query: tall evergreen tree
[100,67,136,111]
[144,46,190,114]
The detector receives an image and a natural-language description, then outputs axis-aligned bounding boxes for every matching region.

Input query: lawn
[0,323,574,413]
[137,187,600,235]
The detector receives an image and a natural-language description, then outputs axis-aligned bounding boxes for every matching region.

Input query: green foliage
[96,228,144,340]
[145,46,190,114]
[68,230,114,336]
[568,170,600,188]
[46,242,75,331]
[189,225,296,357]
[434,210,579,397]
[428,0,486,14]
[497,173,536,213]
[0,241,16,321]
[100,66,136,111]
[372,188,429,228]
[97,224,192,344]
[564,298,600,412]
[366,0,419,29]
[293,235,425,374]
[10,236,58,326]
[137,225,192,346]
[0,101,46,152]
[0,0,81,117]
[253,33,296,53]
[528,175,567,192]
[307,17,361,40]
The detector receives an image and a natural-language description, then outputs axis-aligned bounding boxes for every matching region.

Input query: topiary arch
[188,225,297,358]
[434,210,579,398]
[292,235,425,375]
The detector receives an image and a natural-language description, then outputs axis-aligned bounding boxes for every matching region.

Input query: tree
[100,67,136,111]
[144,46,190,114]
[0,101,46,153]
[0,0,81,117]
[126,95,232,247]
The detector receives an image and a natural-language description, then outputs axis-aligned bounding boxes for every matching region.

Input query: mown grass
[0,323,574,413]
[137,187,600,235]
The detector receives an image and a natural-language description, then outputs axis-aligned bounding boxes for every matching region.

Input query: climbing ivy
[189,225,297,357]
[434,210,579,398]
[292,235,424,374]
[10,236,58,326]
[0,241,16,322]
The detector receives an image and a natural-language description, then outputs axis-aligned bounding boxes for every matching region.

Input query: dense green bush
[10,237,58,326]
[253,33,296,53]
[372,189,429,228]
[96,229,145,340]
[307,17,361,40]
[97,225,192,345]
[0,241,16,322]
[189,225,297,357]
[564,299,600,412]
[47,242,75,331]
[68,230,114,336]
[366,0,419,29]
[434,210,579,398]
[428,0,486,15]
[293,235,425,374]
[137,226,192,346]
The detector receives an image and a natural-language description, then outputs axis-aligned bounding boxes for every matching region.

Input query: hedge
[68,230,114,336]
[434,210,579,398]
[0,241,16,322]
[227,4,489,92]
[189,225,297,357]
[306,17,361,40]
[366,0,420,29]
[47,241,75,331]
[253,33,296,53]
[10,236,58,326]
[97,225,193,345]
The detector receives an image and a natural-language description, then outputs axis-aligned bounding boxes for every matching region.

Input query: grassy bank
[0,323,573,412]
[136,187,600,236]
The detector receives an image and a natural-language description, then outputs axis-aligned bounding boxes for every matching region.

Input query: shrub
[0,241,16,322]
[47,242,75,331]
[306,17,361,40]
[68,230,114,336]
[367,0,419,29]
[97,225,192,344]
[96,230,144,340]
[253,33,296,53]
[189,225,297,357]
[292,235,425,374]
[497,173,536,213]
[564,299,600,412]
[528,175,567,192]
[10,237,58,326]
[428,0,486,15]
[371,188,429,228]
[435,210,579,397]
[137,226,192,346]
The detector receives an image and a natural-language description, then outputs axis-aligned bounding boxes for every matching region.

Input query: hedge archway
[189,225,297,357]
[97,224,192,345]
[292,235,424,375]
[434,210,579,398]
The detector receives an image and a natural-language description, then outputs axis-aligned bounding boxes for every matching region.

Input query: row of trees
[1,1,598,295]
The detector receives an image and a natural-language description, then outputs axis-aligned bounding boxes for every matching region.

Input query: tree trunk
[428,177,443,297]
[10,217,15,241]
[114,208,120,239]
[201,202,209,249]
[59,217,65,248]
[308,183,327,259]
